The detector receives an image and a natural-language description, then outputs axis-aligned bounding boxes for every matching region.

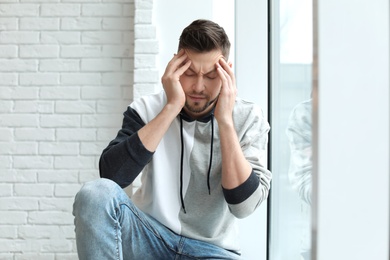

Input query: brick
[20,45,59,58]
[18,225,64,239]
[80,141,106,155]
[81,58,121,71]
[14,184,54,197]
[123,4,135,16]
[37,170,78,183]
[82,4,122,16]
[61,73,100,85]
[41,32,80,44]
[40,86,80,100]
[97,128,118,140]
[0,4,39,16]
[81,86,121,99]
[0,18,17,30]
[20,18,59,30]
[40,115,80,128]
[122,58,134,71]
[0,226,17,238]
[0,114,38,127]
[79,170,99,183]
[134,39,158,54]
[54,184,82,197]
[82,114,122,127]
[135,24,156,39]
[134,55,154,68]
[41,239,73,253]
[102,45,133,57]
[19,73,59,86]
[56,128,96,141]
[39,142,79,155]
[40,59,79,72]
[133,83,157,99]
[82,31,122,44]
[14,253,55,260]
[0,211,28,224]
[0,198,38,210]
[102,18,133,30]
[0,142,37,155]
[0,73,17,85]
[51,253,78,260]
[0,32,39,44]
[0,128,13,141]
[135,9,153,24]
[0,87,38,100]
[122,31,134,43]
[134,0,152,9]
[28,211,74,225]
[14,101,54,113]
[55,100,95,114]
[1,97,13,108]
[101,72,133,85]
[0,184,12,196]
[134,69,159,83]
[121,84,134,97]
[54,156,96,169]
[61,18,101,30]
[41,4,80,16]
[61,45,101,58]
[13,156,53,169]
[0,59,37,72]
[58,225,75,239]
[0,45,17,58]
[0,170,37,183]
[97,100,130,113]
[0,103,14,115]
[15,128,55,141]
[39,198,74,212]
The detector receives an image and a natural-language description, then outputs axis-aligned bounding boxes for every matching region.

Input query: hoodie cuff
[222,170,260,205]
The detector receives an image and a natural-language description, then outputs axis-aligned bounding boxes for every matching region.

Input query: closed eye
[205,72,218,80]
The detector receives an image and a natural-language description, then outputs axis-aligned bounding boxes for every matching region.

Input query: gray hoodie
[99,90,272,252]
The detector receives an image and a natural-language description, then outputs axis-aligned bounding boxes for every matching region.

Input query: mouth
[188,95,206,102]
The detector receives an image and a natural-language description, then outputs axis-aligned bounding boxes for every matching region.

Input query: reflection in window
[268,0,313,259]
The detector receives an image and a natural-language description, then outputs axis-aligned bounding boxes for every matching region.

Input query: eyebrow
[187,67,217,75]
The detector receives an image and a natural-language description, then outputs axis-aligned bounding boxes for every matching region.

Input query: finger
[175,59,191,76]
[218,59,236,84]
[165,52,188,74]
[216,62,233,88]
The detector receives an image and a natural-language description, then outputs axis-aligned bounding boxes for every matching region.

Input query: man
[73,19,271,259]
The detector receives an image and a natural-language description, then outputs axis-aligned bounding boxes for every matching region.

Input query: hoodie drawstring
[179,115,186,214]
[179,113,214,213]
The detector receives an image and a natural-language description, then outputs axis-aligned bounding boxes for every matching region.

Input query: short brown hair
[178,19,231,59]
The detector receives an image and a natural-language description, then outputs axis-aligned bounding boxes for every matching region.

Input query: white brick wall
[0,0,158,258]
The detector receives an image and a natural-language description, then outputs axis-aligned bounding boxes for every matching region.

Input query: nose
[192,76,204,92]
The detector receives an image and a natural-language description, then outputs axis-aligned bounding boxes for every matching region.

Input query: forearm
[219,121,252,189]
[138,103,181,152]
[99,132,153,188]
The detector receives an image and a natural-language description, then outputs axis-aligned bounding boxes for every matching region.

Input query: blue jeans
[73,178,242,260]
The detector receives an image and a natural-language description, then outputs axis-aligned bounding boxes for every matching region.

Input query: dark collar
[179,108,215,123]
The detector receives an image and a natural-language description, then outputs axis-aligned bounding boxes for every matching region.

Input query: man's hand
[161,49,192,111]
[214,58,237,125]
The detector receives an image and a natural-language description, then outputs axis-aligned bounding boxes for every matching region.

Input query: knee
[73,178,122,214]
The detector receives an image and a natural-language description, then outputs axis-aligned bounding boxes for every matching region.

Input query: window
[268,0,313,259]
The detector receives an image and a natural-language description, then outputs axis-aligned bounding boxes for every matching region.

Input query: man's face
[179,49,224,119]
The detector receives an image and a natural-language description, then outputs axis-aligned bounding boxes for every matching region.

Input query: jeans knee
[73,178,122,215]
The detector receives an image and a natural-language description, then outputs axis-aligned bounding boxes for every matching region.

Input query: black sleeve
[99,106,154,188]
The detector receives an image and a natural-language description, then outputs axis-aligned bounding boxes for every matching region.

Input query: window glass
[268,0,313,259]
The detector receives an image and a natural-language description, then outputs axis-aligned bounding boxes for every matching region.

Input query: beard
[184,94,219,114]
